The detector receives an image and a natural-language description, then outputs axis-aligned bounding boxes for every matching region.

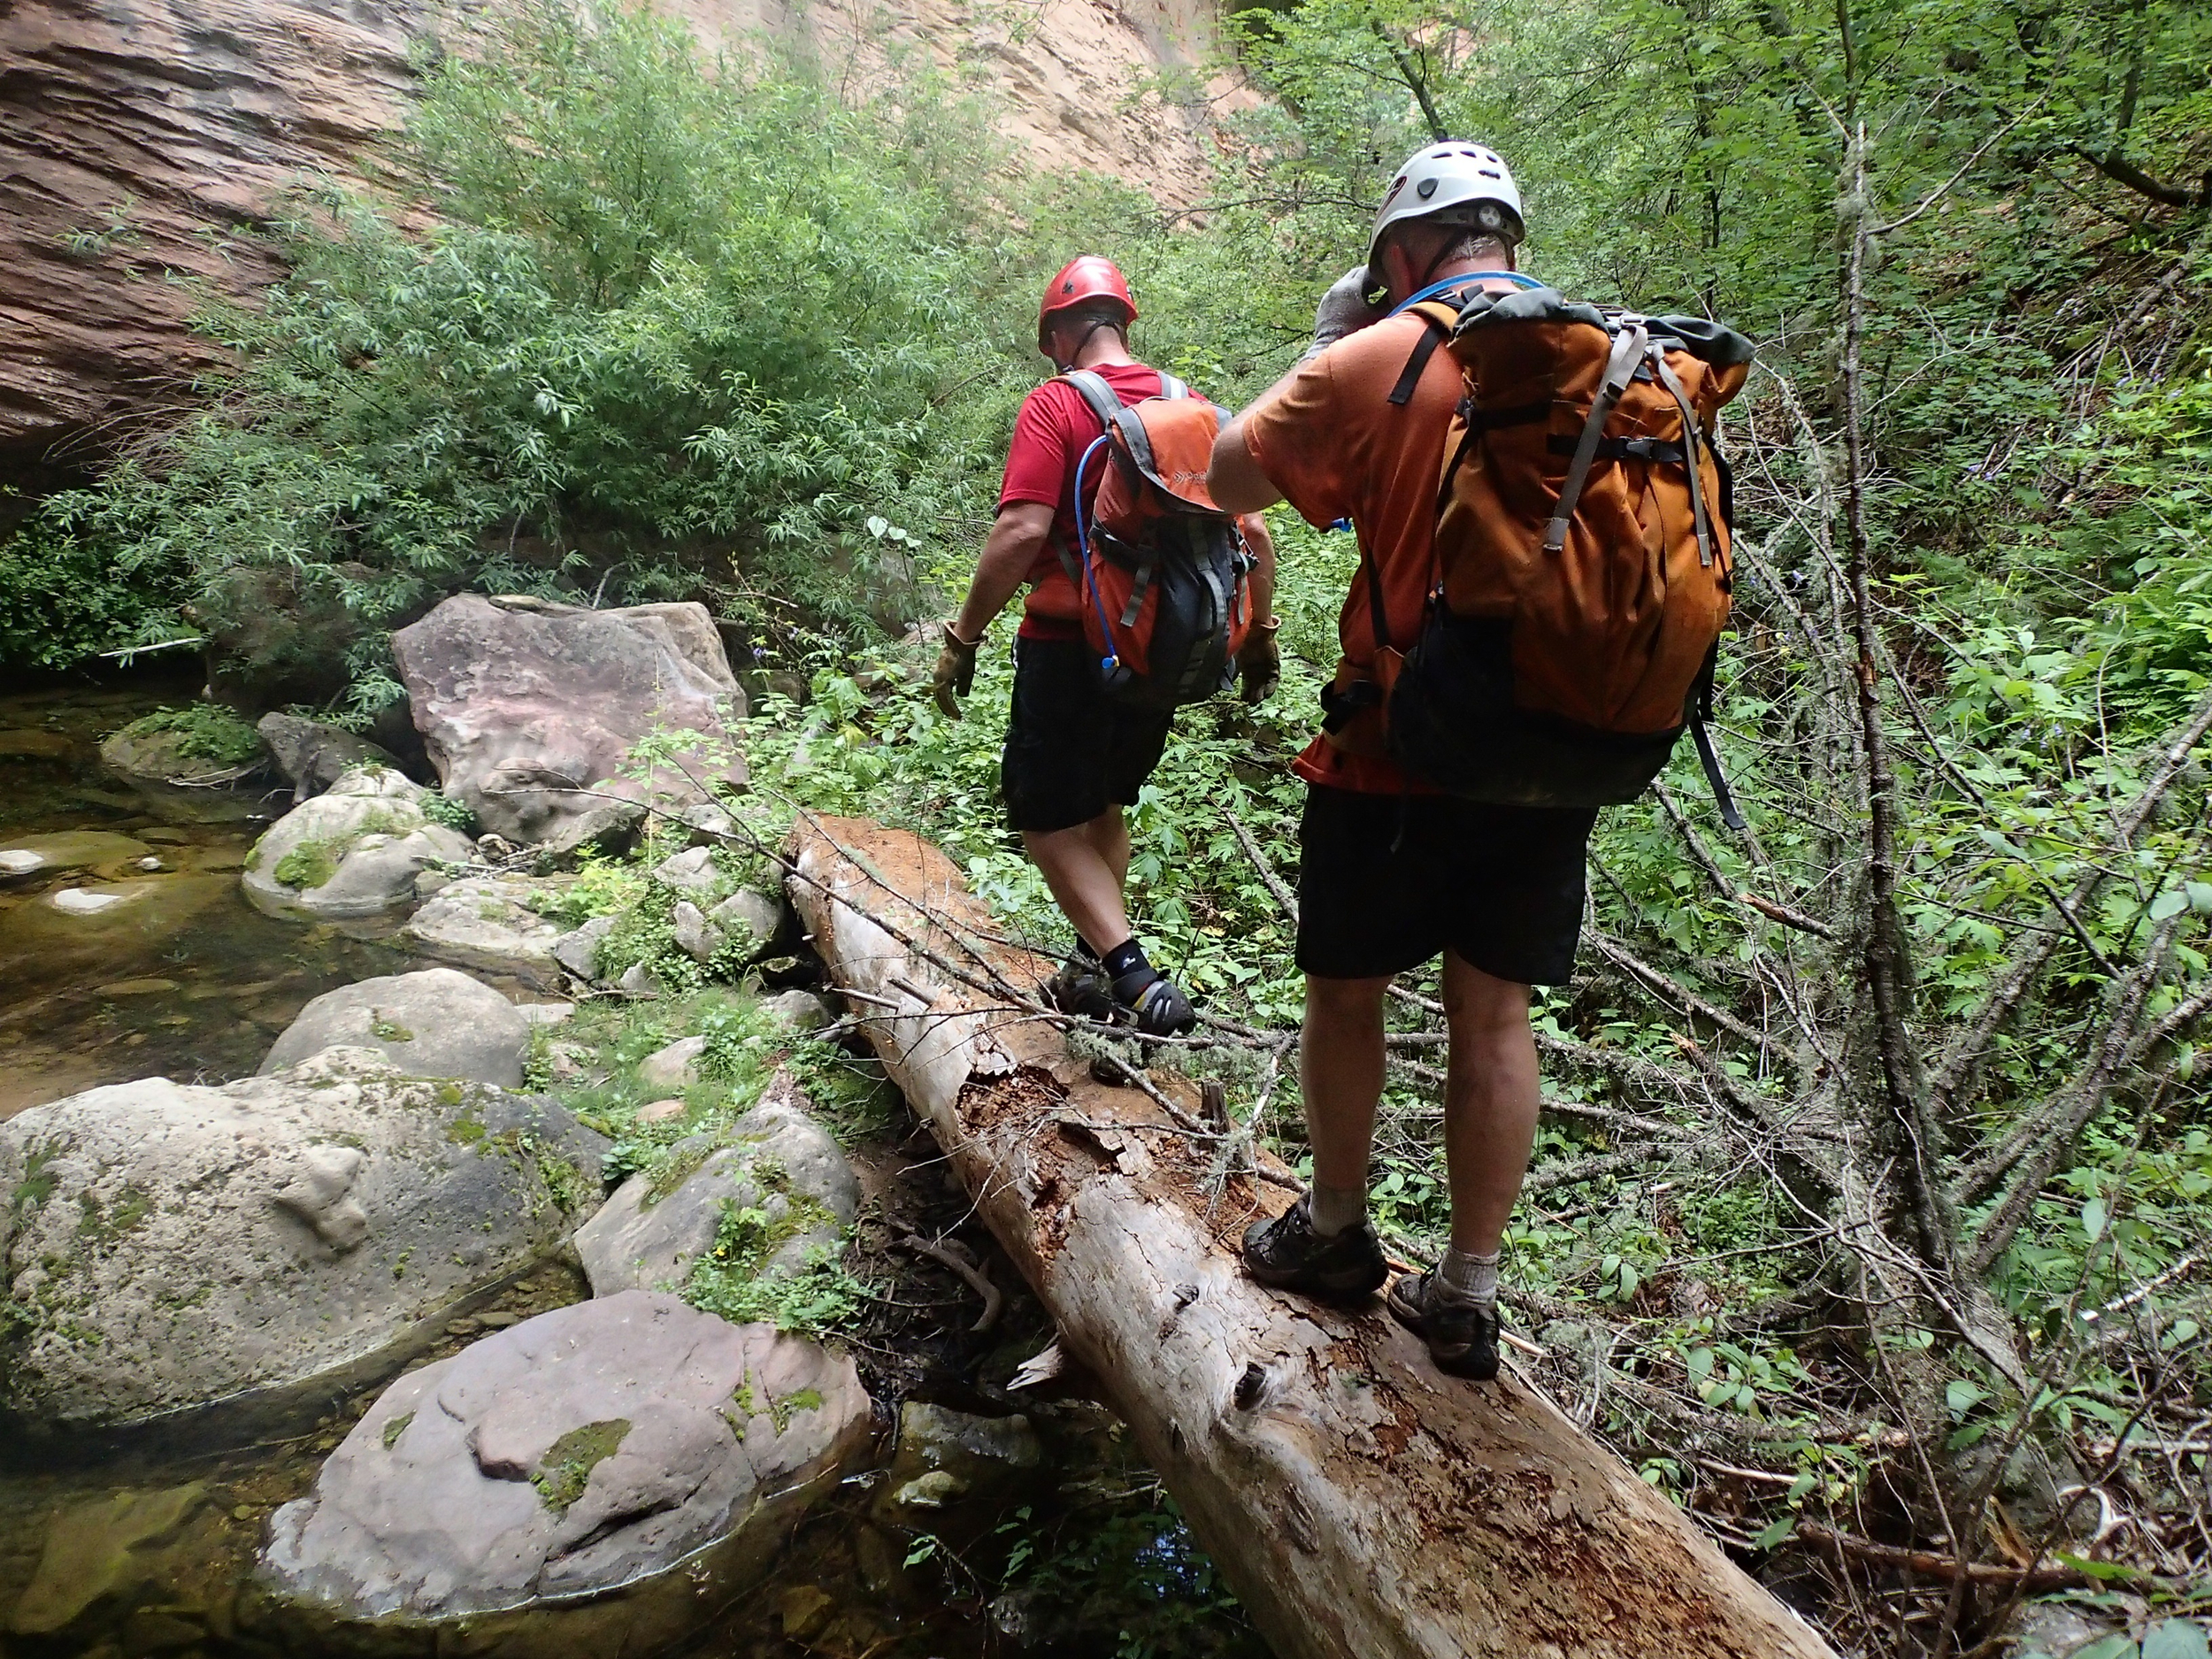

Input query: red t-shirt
[998,362,1172,641]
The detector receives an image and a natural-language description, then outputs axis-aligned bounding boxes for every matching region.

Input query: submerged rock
[259,968,532,1087]
[0,1049,605,1431]
[257,1291,872,1657]
[391,595,747,847]
[876,1402,1042,1518]
[242,766,472,924]
[4,1482,216,1640]
[0,830,152,881]
[576,1070,858,1297]
[401,875,565,989]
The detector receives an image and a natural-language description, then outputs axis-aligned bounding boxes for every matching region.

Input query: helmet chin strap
[1050,318,1117,373]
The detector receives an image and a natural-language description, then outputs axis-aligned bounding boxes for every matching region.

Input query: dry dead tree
[786,813,1837,1659]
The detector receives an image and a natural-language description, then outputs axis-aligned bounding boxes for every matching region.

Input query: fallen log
[788,816,1836,1659]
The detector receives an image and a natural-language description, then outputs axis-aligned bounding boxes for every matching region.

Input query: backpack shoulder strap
[1387,301,1459,407]
[1158,372,1188,400]
[1059,368,1125,431]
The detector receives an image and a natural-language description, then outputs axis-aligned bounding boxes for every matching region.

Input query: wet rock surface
[577,1070,859,1297]
[0,1048,605,1429]
[400,874,565,988]
[259,967,532,1087]
[391,595,747,846]
[257,1290,873,1654]
[242,766,472,924]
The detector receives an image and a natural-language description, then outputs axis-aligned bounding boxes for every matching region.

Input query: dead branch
[1739,891,1838,941]
[890,1223,1004,1333]
[1795,1522,2091,1591]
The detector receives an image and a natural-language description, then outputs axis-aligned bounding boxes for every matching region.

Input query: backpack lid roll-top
[1088,394,1236,529]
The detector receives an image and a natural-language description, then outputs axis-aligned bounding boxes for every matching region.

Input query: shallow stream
[0,673,1248,1659]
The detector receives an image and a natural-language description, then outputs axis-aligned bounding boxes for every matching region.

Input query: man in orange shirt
[1206,146,1593,1381]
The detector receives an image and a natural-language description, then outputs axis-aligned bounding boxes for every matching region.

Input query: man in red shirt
[933,257,1279,1034]
[1206,146,1592,1381]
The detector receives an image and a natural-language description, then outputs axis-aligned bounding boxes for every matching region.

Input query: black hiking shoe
[1119,974,1197,1038]
[1045,957,1116,1021]
[1241,1199,1388,1306]
[1387,1269,1503,1381]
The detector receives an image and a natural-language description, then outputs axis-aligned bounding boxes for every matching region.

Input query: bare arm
[1240,511,1277,623]
[1209,417,1284,515]
[950,500,1056,642]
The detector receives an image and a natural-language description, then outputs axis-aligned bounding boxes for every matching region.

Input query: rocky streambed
[0,599,1260,1659]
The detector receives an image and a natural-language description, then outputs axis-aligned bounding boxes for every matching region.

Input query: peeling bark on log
[789,817,1836,1659]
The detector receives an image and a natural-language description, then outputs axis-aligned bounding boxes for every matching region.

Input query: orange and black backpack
[1363,288,1754,823]
[1057,369,1256,710]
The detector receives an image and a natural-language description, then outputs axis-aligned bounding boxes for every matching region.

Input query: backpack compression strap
[1545,319,1648,556]
[1689,643,1746,831]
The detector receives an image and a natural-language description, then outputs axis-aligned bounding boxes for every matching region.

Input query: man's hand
[932,626,979,718]
[1304,265,1385,359]
[1237,617,1282,705]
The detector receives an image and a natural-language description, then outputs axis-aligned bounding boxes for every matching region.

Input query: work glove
[1303,265,1386,360]
[1237,617,1282,705]
[931,626,979,719]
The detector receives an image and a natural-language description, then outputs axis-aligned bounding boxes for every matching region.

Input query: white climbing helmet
[1368,142,1525,268]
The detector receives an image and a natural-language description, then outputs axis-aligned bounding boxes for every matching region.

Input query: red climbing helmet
[1037,256,1138,353]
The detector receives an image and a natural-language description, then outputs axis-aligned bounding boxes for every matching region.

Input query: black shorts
[1295,784,1595,984]
[1001,636,1173,833]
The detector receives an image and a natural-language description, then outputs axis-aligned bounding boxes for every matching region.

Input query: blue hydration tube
[1386,270,1543,316]
[1071,434,1119,673]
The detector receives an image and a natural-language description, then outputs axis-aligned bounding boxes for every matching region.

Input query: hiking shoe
[1241,1200,1388,1306]
[1386,1269,1503,1381]
[1045,957,1115,1021]
[1119,974,1197,1037]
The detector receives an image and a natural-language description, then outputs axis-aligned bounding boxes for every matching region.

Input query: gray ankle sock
[1436,1248,1500,1306]
[1302,1181,1367,1239]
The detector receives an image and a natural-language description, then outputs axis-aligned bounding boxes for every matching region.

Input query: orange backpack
[1379,288,1754,821]
[1059,370,1256,710]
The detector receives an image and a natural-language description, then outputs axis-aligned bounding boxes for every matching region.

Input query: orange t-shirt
[1240,309,1468,794]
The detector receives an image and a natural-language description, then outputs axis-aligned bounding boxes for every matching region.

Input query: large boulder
[0,1049,606,1431]
[97,706,267,788]
[391,595,748,846]
[257,712,403,804]
[401,875,565,989]
[260,969,532,1087]
[576,1071,858,1297]
[257,1292,873,1657]
[242,766,472,923]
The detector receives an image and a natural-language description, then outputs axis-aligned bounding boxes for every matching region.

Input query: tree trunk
[787,816,1837,1659]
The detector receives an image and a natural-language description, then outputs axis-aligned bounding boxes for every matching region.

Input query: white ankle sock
[1437,1248,1500,1305]
[1303,1182,1367,1239]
